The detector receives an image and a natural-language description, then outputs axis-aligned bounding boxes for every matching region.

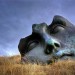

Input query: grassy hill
[0,55,75,75]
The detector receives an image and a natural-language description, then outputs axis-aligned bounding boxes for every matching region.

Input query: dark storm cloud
[0,0,75,56]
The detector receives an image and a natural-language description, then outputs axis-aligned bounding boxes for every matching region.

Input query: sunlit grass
[0,55,75,75]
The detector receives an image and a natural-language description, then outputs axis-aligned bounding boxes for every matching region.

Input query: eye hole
[28,40,39,50]
[51,25,65,34]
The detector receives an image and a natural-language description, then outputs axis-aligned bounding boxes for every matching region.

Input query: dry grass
[0,55,75,75]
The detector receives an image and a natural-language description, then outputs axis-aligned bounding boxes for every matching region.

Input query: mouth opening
[61,53,74,58]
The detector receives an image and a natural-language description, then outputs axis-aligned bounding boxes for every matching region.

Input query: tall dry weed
[0,55,75,75]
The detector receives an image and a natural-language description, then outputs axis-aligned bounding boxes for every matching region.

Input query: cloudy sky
[0,0,75,56]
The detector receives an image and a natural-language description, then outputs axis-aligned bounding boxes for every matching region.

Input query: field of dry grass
[0,55,75,75]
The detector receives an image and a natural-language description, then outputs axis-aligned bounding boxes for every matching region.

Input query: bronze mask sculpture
[18,15,75,64]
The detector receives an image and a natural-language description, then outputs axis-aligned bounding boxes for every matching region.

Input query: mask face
[18,15,75,64]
